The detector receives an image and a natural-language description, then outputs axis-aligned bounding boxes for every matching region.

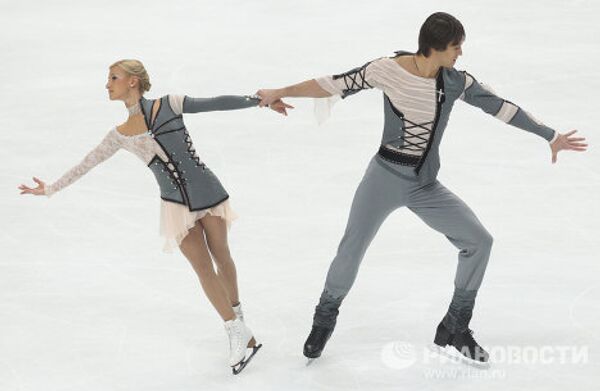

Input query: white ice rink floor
[1,1,599,390]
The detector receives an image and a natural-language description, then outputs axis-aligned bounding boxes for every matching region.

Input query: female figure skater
[18,59,292,374]
[257,12,587,364]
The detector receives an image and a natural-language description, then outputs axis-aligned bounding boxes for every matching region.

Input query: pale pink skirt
[159,199,238,253]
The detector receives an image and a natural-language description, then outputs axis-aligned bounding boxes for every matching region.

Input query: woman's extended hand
[18,177,46,196]
[550,130,588,163]
[268,98,294,116]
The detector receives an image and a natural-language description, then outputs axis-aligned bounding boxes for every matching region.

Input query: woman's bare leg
[201,215,240,306]
[200,215,257,347]
[179,219,235,321]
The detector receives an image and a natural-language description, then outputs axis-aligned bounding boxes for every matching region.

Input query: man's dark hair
[416,12,465,57]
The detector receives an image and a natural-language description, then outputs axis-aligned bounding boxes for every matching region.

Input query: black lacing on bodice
[396,118,434,153]
[182,129,204,168]
[332,61,374,98]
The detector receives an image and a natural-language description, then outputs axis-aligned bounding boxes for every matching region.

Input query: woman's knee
[207,240,233,267]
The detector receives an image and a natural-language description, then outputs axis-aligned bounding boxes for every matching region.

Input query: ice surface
[1,0,598,390]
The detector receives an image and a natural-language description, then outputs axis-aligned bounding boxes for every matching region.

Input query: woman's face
[105,66,136,101]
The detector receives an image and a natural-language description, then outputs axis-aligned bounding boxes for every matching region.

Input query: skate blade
[232,343,263,375]
[427,343,491,369]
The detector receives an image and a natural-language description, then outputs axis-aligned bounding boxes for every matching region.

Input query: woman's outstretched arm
[19,130,122,197]
[169,94,293,116]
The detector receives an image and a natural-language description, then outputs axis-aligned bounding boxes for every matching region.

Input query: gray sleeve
[459,71,558,143]
[182,95,260,113]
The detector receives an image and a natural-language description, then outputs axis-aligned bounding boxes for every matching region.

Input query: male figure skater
[257,12,587,363]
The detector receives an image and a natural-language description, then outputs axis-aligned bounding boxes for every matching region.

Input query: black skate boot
[304,290,343,363]
[304,326,333,358]
[434,321,489,363]
[304,325,334,359]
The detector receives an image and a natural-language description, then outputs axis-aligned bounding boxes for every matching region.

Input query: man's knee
[460,227,493,256]
[478,229,494,252]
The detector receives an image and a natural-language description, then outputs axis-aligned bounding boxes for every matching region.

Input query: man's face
[436,39,464,68]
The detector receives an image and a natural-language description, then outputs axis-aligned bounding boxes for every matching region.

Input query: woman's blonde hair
[110,59,151,94]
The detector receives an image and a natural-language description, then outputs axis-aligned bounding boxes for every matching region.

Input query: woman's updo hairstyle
[110,59,151,94]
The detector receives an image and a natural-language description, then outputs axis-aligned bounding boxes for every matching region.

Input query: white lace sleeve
[44,129,121,197]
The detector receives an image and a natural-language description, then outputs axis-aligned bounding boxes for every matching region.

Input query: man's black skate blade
[427,343,491,369]
[231,344,262,375]
[305,357,317,366]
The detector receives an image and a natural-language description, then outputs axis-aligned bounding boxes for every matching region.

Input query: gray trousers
[313,157,493,333]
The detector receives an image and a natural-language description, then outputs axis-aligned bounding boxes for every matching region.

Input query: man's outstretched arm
[460,71,588,163]
[257,59,382,107]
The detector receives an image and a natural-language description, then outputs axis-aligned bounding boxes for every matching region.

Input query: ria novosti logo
[380,341,417,369]
[380,340,589,371]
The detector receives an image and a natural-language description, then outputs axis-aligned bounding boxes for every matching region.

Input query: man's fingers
[256,89,280,107]
[564,129,578,137]
[256,91,268,107]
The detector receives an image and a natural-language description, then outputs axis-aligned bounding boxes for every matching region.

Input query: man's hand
[256,89,283,107]
[268,98,294,116]
[550,130,588,163]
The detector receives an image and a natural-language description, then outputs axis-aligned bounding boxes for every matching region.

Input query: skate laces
[226,320,244,350]
[460,328,489,362]
[463,329,477,346]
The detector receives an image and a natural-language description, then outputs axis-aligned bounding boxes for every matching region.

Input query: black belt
[377,145,420,167]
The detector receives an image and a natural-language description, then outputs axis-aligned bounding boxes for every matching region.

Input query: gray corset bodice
[376,66,463,183]
[140,96,229,211]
